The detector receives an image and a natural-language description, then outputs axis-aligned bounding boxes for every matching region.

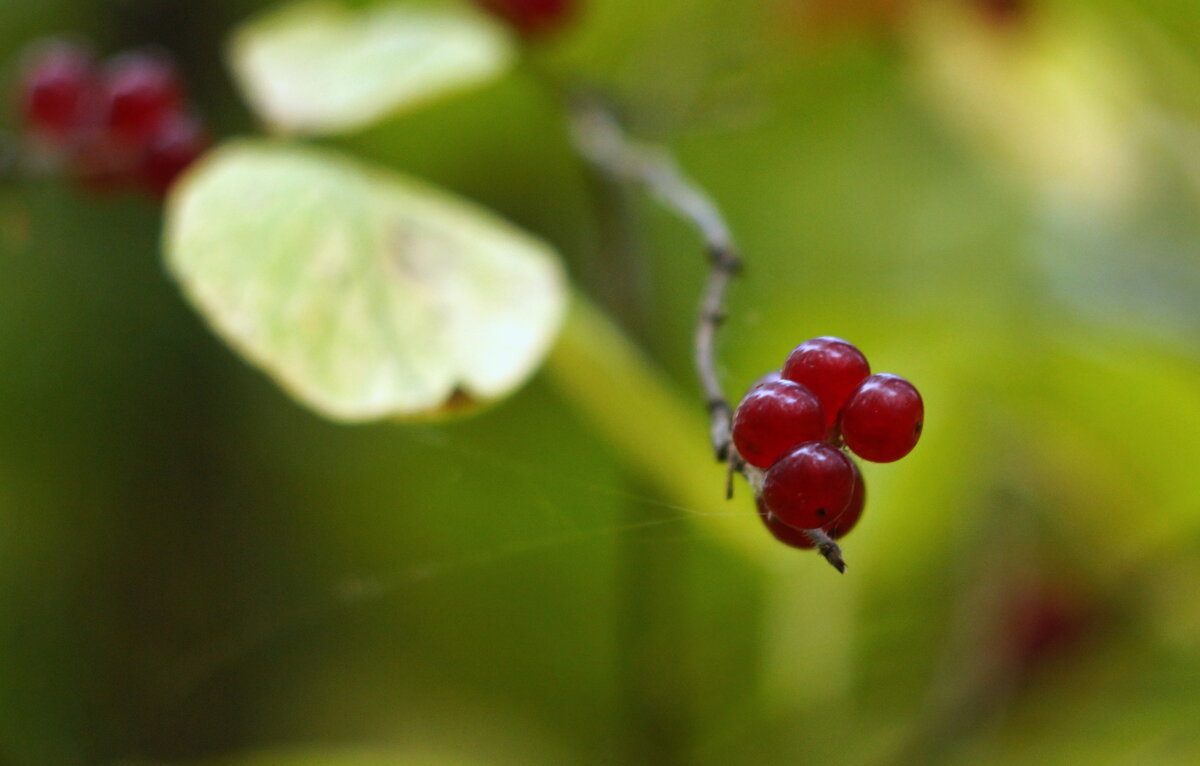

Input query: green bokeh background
[3,0,1200,764]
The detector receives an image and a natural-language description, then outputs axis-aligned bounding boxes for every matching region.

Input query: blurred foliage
[229,1,516,135]
[3,0,1200,765]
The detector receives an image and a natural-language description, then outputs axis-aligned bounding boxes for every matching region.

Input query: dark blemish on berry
[914,421,923,435]
[816,507,827,517]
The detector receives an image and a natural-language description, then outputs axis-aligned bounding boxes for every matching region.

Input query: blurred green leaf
[165,140,566,421]
[229,0,515,135]
[1027,340,1200,560]
[910,2,1143,212]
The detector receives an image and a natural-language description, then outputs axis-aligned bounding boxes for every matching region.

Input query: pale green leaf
[229,1,515,135]
[165,140,566,422]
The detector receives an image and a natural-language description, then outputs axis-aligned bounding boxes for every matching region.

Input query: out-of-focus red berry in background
[19,41,97,141]
[16,40,208,198]
[1004,582,1100,670]
[102,53,184,143]
[475,0,576,37]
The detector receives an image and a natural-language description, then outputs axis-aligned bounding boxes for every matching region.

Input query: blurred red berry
[475,0,575,37]
[14,37,211,201]
[102,52,184,144]
[18,40,98,141]
[777,0,913,42]
[974,0,1029,27]
[1004,583,1096,669]
[138,113,208,196]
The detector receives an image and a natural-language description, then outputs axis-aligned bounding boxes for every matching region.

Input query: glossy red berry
[761,441,857,530]
[732,380,828,469]
[823,458,864,536]
[18,41,98,140]
[138,113,208,196]
[757,460,864,548]
[756,495,812,548]
[102,52,183,143]
[475,0,575,36]
[746,370,782,393]
[781,337,870,427]
[840,373,923,462]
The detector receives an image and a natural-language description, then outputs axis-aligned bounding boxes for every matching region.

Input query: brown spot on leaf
[441,385,477,413]
[387,222,458,284]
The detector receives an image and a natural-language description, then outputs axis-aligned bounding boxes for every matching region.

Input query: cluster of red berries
[474,0,575,37]
[16,40,209,198]
[732,337,923,550]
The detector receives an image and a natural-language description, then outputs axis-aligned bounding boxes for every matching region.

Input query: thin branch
[567,94,740,456]
[566,92,846,574]
[804,528,847,574]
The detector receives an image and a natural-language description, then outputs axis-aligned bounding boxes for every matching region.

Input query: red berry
[18,41,98,140]
[823,459,864,536]
[781,337,870,428]
[756,495,813,548]
[138,113,208,196]
[1004,583,1095,668]
[746,370,782,393]
[102,52,183,144]
[761,441,857,530]
[975,0,1028,26]
[475,0,575,36]
[840,373,923,462]
[757,460,864,548]
[732,380,828,469]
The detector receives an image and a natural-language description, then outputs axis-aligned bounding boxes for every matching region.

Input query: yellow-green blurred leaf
[229,0,515,135]
[165,140,566,421]
[910,3,1143,212]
